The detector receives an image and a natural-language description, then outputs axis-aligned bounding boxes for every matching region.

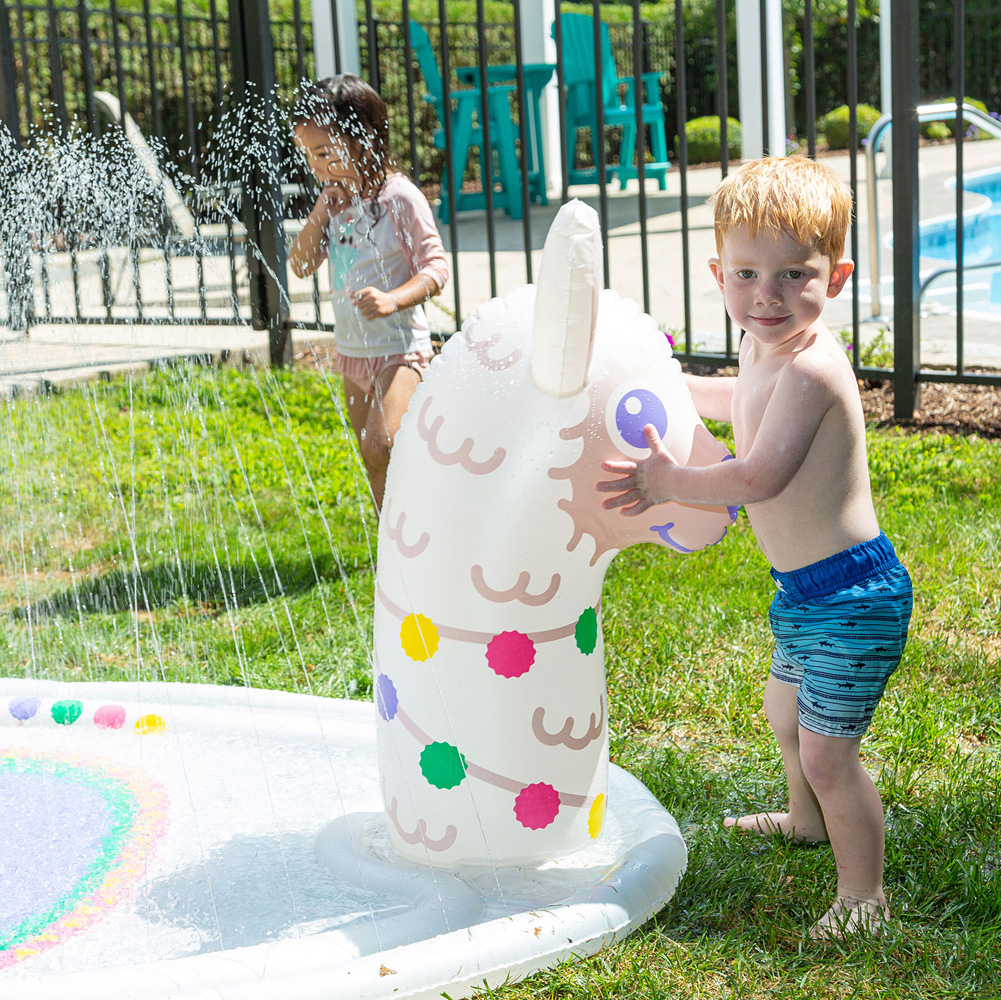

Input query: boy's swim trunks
[768,532,912,738]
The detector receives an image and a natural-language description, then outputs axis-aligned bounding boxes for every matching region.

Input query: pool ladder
[865,102,1001,320]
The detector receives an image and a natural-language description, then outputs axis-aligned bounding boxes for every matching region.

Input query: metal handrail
[919,257,1001,300]
[865,102,1001,319]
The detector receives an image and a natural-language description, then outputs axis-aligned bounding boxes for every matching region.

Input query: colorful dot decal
[400,613,440,662]
[419,741,467,789]
[514,782,560,829]
[574,607,598,654]
[376,674,398,721]
[8,698,39,722]
[134,714,166,735]
[94,705,126,730]
[50,700,83,726]
[588,793,606,839]
[486,631,536,678]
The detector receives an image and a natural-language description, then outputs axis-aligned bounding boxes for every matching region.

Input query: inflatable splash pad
[2,679,686,999]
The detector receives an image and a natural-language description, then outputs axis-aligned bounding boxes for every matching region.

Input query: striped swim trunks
[769,533,912,739]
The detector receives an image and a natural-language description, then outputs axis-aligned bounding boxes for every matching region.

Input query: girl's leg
[360,361,423,511]
[798,729,888,937]
[344,377,380,509]
[724,674,829,842]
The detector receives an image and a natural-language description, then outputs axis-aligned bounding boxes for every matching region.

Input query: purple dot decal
[376,673,398,721]
[486,631,536,679]
[94,705,126,730]
[615,389,668,449]
[9,698,40,722]
[514,782,561,829]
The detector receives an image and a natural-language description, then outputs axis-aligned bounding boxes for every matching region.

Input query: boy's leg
[724,674,829,842]
[798,729,888,938]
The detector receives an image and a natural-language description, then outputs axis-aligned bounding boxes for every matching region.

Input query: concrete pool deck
[1,139,998,394]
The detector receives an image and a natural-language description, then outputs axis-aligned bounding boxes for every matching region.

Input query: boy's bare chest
[731,370,778,453]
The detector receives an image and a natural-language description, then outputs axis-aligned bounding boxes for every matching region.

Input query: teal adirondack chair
[555,13,669,189]
[408,21,522,221]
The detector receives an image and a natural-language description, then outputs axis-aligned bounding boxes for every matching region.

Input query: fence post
[1,9,33,334]
[0,5,18,141]
[890,0,920,419]
[228,0,292,366]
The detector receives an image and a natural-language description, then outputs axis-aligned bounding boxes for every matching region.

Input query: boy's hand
[351,286,398,319]
[596,424,679,515]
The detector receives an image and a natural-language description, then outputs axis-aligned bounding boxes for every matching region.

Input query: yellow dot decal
[134,714,166,735]
[587,793,606,839]
[400,613,440,661]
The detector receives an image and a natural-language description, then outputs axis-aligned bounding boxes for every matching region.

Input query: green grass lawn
[2,365,999,998]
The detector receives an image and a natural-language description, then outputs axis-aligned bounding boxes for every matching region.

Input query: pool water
[921,170,1001,264]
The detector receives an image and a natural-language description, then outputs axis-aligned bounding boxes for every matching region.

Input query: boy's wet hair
[710,156,852,266]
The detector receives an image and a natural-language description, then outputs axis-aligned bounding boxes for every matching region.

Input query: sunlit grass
[1,364,998,997]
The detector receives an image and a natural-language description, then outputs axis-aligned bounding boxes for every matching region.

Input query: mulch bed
[858,377,1001,439]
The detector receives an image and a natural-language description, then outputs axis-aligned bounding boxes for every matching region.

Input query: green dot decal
[51,700,83,725]
[574,607,598,654]
[420,741,467,789]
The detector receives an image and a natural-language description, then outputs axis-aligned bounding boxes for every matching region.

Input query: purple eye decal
[615,389,668,449]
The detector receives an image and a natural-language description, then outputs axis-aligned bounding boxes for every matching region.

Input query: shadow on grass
[15,555,372,620]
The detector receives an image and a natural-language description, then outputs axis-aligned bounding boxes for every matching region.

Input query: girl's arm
[288,186,346,278]
[352,271,443,319]
[353,177,450,319]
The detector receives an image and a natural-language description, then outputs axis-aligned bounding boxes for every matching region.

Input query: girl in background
[290,74,449,512]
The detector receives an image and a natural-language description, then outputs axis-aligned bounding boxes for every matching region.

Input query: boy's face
[294,122,363,195]
[709,227,853,348]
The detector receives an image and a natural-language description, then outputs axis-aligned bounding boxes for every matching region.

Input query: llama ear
[530,199,602,398]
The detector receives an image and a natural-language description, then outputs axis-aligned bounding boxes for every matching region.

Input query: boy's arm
[598,362,835,511]
[685,373,736,423]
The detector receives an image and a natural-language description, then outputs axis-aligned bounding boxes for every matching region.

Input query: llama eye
[613,388,668,449]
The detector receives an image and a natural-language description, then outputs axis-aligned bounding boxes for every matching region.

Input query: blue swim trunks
[769,533,912,739]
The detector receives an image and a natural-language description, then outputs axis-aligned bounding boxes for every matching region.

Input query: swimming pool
[920,168,1001,307]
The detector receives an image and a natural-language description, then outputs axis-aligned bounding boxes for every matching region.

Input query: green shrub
[819,104,882,149]
[920,96,990,139]
[676,116,741,165]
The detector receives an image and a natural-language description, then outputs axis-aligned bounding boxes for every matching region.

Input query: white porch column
[312,0,361,79]
[519,0,561,195]
[878,0,893,174]
[736,0,786,159]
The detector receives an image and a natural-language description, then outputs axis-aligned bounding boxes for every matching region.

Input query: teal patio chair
[555,13,669,190]
[408,21,522,221]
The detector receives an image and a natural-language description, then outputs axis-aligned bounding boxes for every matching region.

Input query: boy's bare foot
[722,811,829,843]
[809,896,889,941]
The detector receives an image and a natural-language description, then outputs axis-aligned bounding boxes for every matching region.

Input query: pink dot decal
[94,705,126,730]
[514,782,560,829]
[486,631,536,679]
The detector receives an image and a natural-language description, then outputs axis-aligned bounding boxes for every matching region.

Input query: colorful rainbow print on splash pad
[1,678,687,1000]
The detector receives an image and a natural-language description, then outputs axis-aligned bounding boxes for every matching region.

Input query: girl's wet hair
[293,74,394,210]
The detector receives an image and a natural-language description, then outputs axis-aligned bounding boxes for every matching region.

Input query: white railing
[865,102,1001,319]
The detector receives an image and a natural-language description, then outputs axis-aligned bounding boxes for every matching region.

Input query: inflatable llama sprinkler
[374,201,736,866]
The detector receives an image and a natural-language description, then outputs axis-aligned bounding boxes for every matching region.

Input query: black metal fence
[1,0,998,413]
